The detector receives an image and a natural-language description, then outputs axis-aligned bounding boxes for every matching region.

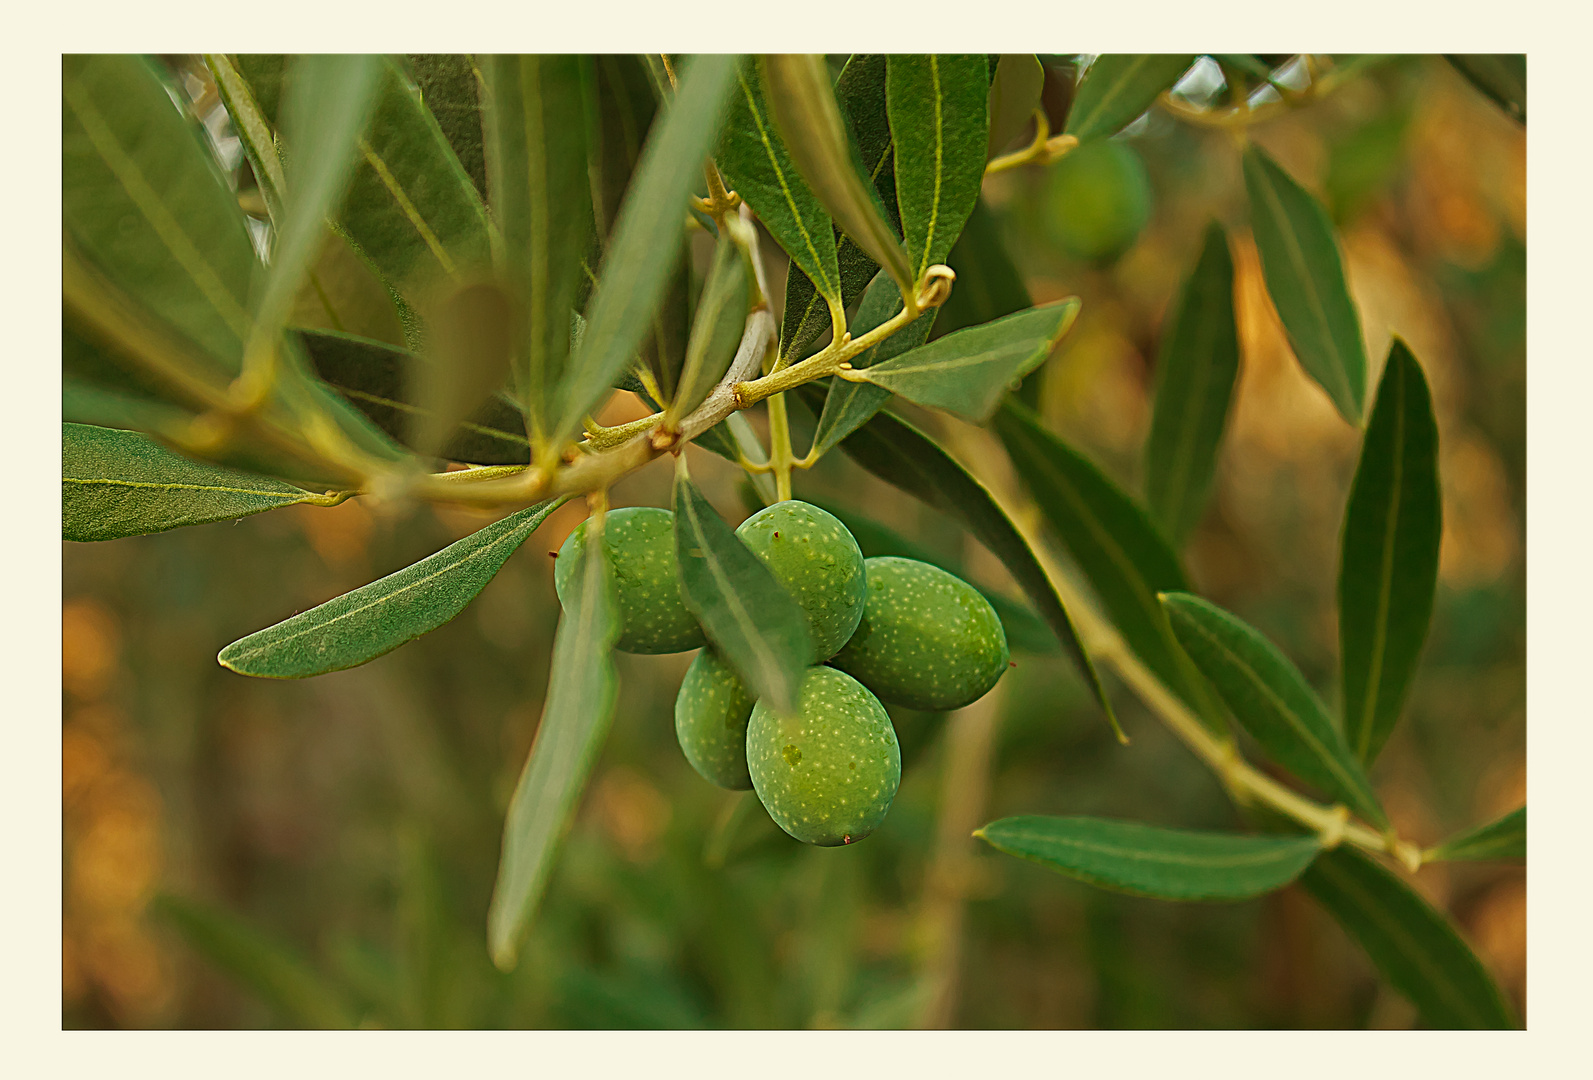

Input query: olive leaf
[488,524,621,971]
[1338,340,1442,765]
[1427,806,1524,863]
[407,54,488,199]
[218,498,566,678]
[987,54,1045,158]
[1143,222,1241,547]
[669,233,749,422]
[1064,54,1196,143]
[977,816,1322,900]
[1444,54,1525,124]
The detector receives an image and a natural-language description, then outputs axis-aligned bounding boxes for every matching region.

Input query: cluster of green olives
[554,501,1010,847]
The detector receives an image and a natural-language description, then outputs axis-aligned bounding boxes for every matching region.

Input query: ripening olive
[1046,139,1152,262]
[554,506,705,654]
[735,501,867,661]
[830,556,1009,711]
[674,648,755,790]
[746,666,900,847]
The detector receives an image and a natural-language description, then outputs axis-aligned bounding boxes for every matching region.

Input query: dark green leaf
[407,54,488,199]
[1301,847,1517,1028]
[778,54,902,366]
[233,54,285,126]
[588,56,659,244]
[206,53,285,222]
[978,816,1321,900]
[994,402,1222,730]
[64,54,257,373]
[858,300,1077,423]
[716,61,843,311]
[1243,145,1367,424]
[487,528,620,971]
[1065,55,1196,142]
[671,234,748,420]
[299,328,529,465]
[331,57,494,310]
[553,54,739,449]
[987,55,1044,158]
[672,466,811,716]
[153,893,356,1029]
[810,499,1056,655]
[796,388,1112,721]
[1444,55,1525,124]
[1143,222,1241,546]
[63,423,328,542]
[1339,340,1442,764]
[886,54,990,279]
[808,270,936,461]
[481,55,592,445]
[218,498,564,678]
[1428,806,1524,863]
[1161,592,1387,828]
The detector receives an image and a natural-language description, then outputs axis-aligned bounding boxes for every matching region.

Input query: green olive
[1046,139,1152,262]
[746,666,900,847]
[735,501,867,661]
[830,556,1009,711]
[674,648,755,790]
[553,506,705,654]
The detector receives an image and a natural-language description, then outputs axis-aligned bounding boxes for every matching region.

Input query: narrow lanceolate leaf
[1428,806,1525,863]
[672,467,811,716]
[481,55,592,444]
[1064,54,1196,143]
[987,55,1045,158]
[763,54,915,302]
[779,54,902,366]
[254,55,384,342]
[977,816,1322,901]
[811,499,1056,655]
[1444,55,1525,125]
[64,54,258,372]
[205,53,286,221]
[1143,222,1241,546]
[154,894,357,1029]
[407,54,488,199]
[1301,848,1517,1028]
[886,54,991,279]
[858,300,1078,423]
[588,55,659,244]
[332,57,494,306]
[670,234,748,421]
[64,423,330,542]
[1161,592,1388,828]
[1243,145,1367,424]
[553,54,738,450]
[299,329,529,465]
[219,498,564,678]
[1338,341,1442,765]
[796,387,1113,723]
[716,60,843,313]
[488,530,621,971]
[994,402,1222,731]
[809,271,937,461]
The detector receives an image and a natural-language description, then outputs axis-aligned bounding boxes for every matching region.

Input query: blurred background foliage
[63,54,1524,1029]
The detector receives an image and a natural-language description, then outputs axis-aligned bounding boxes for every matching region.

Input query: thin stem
[767,392,794,502]
[984,112,1079,176]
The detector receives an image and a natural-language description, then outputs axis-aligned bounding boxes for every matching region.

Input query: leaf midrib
[63,476,308,500]
[1353,359,1408,758]
[994,827,1316,870]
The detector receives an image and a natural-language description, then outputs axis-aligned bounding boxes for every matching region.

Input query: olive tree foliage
[62,53,1524,1026]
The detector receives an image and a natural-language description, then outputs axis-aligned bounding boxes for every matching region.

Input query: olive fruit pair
[554,500,1011,848]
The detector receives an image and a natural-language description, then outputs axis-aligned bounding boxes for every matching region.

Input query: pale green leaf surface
[1339,340,1442,764]
[1243,145,1367,424]
[672,234,749,420]
[407,54,488,199]
[886,54,990,278]
[672,469,810,716]
[858,300,1077,423]
[987,55,1045,158]
[553,54,739,449]
[1143,222,1241,546]
[218,498,564,678]
[1301,847,1517,1028]
[1161,592,1388,828]
[487,533,620,970]
[1428,806,1524,863]
[978,816,1321,900]
[1065,54,1196,142]
[64,423,323,542]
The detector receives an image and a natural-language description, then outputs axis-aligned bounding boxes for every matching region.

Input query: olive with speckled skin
[554,507,706,654]
[674,648,755,789]
[746,666,900,847]
[735,501,867,661]
[830,557,1009,711]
